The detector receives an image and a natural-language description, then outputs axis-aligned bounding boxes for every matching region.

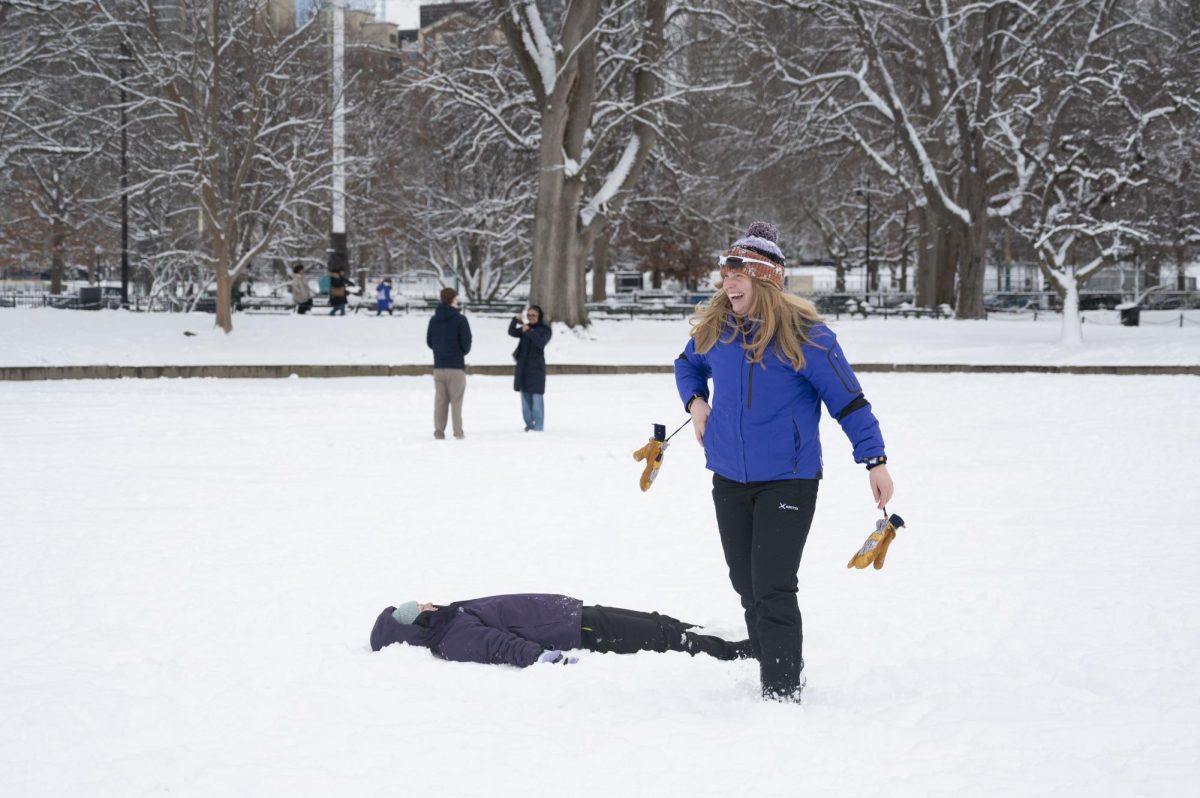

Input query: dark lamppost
[900,193,910,293]
[119,42,131,308]
[855,178,872,303]
[328,2,349,276]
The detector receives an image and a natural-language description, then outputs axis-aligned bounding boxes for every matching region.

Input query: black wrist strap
[686,394,706,412]
[865,455,887,470]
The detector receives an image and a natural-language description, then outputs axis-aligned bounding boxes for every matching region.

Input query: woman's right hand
[690,398,710,444]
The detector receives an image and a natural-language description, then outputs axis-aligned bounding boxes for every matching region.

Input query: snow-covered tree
[413,1,747,324]
[0,1,106,285]
[83,0,333,331]
[0,1,90,176]
[458,0,670,325]
[1004,0,1189,344]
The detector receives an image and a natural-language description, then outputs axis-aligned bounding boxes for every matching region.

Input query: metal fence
[4,289,1199,321]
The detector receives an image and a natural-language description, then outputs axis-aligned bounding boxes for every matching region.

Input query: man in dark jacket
[425,287,472,439]
[370,593,753,667]
[507,304,551,431]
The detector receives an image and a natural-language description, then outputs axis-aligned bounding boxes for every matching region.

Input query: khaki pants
[433,368,466,437]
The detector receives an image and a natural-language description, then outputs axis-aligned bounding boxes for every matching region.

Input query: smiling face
[723,271,755,316]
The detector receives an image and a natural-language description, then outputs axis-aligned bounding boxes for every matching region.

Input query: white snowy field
[2,305,1198,367]
[1,372,1198,797]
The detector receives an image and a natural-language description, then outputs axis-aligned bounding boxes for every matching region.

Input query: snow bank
[1,306,1198,367]
[1,373,1198,796]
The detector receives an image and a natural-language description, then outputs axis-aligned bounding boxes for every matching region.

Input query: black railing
[4,289,1198,317]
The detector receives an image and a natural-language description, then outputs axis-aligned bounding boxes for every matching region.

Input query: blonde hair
[690,280,825,370]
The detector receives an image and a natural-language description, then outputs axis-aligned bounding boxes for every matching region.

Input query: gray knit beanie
[392,601,421,625]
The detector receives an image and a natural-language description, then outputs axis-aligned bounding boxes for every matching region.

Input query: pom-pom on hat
[721,221,785,290]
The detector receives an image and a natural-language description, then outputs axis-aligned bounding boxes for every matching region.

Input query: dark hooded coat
[508,318,551,394]
[370,593,583,668]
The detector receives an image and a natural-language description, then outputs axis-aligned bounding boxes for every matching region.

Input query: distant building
[419,2,477,29]
[296,0,381,28]
[295,1,404,76]
[415,2,499,61]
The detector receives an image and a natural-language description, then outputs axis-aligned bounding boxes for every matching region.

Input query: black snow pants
[712,473,819,701]
[579,605,748,661]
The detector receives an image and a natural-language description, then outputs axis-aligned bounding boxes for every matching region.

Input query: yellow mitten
[632,439,668,492]
[847,513,905,570]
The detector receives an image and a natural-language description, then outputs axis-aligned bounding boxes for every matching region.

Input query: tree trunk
[1176,240,1188,291]
[953,155,990,318]
[916,208,935,306]
[1059,271,1082,346]
[592,229,609,302]
[919,208,958,307]
[49,218,65,295]
[529,127,588,326]
[936,221,958,307]
[213,235,233,333]
[835,257,845,292]
[1143,252,1160,289]
[1176,160,1191,290]
[955,215,988,318]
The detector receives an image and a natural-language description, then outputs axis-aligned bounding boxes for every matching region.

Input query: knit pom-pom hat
[721,221,785,290]
[392,601,421,625]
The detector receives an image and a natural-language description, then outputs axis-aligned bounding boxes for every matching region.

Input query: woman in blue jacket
[674,221,894,703]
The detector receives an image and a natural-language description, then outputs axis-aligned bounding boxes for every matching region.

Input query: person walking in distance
[290,265,313,314]
[426,287,472,439]
[674,221,895,703]
[375,277,394,316]
[508,304,551,431]
[328,268,353,316]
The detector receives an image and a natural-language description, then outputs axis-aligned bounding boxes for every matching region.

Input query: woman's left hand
[868,464,893,510]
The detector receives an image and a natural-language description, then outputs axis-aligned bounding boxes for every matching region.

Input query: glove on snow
[632,439,668,492]
[847,513,905,570]
[538,650,578,665]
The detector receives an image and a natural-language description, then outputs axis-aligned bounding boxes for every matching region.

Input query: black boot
[682,630,749,661]
[730,639,759,660]
[761,657,806,703]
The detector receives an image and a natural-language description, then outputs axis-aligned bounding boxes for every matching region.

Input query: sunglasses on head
[718,254,778,270]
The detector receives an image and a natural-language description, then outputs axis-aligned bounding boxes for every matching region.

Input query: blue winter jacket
[426,302,472,369]
[674,321,885,482]
[375,282,392,309]
[369,594,583,668]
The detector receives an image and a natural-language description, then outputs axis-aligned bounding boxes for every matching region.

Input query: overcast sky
[381,0,420,29]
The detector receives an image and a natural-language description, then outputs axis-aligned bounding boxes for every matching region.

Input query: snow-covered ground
[1,371,1198,796]
[2,305,1198,367]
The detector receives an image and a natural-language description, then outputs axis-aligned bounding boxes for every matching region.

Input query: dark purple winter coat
[369,594,583,668]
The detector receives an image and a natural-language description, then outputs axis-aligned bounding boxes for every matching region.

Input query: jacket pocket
[792,419,802,473]
[827,345,861,393]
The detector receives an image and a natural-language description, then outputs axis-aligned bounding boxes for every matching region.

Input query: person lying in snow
[369,593,753,666]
